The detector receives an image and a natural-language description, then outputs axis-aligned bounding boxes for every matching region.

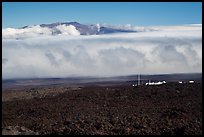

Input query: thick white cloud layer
[2,25,202,79]
[56,24,80,35]
[2,25,80,39]
[2,25,52,39]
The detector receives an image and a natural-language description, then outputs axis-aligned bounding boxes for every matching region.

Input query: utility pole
[138,74,140,86]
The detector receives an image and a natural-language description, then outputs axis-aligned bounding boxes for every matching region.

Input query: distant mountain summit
[22,21,137,35]
[4,22,201,39]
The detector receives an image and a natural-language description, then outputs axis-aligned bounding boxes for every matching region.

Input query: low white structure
[145,81,166,86]
[189,80,194,83]
[178,81,183,84]
[132,84,137,87]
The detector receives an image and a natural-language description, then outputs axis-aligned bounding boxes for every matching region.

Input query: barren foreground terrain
[2,82,202,135]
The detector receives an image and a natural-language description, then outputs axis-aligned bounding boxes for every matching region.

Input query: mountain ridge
[21,21,137,35]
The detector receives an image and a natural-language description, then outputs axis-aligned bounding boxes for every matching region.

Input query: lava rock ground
[2,82,202,135]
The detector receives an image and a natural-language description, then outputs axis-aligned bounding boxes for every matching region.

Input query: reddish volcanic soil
[2,82,202,135]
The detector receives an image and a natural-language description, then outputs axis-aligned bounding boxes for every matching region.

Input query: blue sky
[2,2,202,28]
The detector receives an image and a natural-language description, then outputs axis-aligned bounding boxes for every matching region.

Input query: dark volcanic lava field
[2,80,202,135]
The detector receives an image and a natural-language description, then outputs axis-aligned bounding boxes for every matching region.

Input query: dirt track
[2,82,202,135]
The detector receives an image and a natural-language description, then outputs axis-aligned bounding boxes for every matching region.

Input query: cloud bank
[2,25,202,79]
[2,24,80,39]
